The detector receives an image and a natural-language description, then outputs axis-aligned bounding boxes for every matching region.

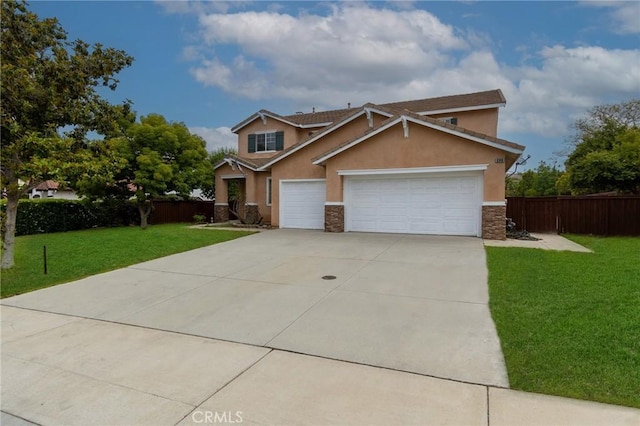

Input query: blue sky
[31,1,640,170]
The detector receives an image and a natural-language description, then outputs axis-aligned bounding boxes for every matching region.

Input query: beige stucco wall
[237,119,299,158]
[323,122,506,203]
[269,113,386,226]
[428,108,499,137]
[214,163,272,223]
[214,163,235,203]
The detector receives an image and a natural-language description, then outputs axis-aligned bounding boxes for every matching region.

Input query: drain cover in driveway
[322,275,337,280]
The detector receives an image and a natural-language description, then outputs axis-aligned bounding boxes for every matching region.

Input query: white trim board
[338,165,488,176]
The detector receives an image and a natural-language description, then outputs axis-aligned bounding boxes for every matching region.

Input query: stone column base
[325,204,344,232]
[245,204,260,225]
[482,205,506,240]
[214,203,229,223]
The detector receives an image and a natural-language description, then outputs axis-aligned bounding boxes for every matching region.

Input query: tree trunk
[137,200,153,229]
[1,189,20,269]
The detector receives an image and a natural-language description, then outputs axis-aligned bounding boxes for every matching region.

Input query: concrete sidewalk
[484,233,592,252]
[2,306,638,426]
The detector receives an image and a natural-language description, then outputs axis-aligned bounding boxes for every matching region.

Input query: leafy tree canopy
[507,161,564,197]
[79,114,211,228]
[0,0,133,268]
[564,100,640,195]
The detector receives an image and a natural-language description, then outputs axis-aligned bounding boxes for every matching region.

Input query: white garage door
[346,174,482,236]
[280,180,326,229]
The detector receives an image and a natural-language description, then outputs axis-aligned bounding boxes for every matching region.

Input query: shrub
[0,199,138,236]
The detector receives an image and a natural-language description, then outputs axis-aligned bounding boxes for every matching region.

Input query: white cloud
[156,0,248,15]
[191,4,467,103]
[182,3,638,140]
[581,1,640,34]
[189,126,236,152]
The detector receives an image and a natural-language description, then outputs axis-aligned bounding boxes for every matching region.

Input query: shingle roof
[214,154,272,171]
[283,108,359,126]
[379,89,506,114]
[233,89,506,131]
[34,180,59,191]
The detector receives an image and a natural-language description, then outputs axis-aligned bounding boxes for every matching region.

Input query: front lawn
[486,236,640,408]
[1,224,254,298]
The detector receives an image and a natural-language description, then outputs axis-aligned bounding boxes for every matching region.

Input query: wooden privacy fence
[148,200,215,224]
[506,196,640,236]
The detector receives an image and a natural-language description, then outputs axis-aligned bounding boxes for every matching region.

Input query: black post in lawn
[43,245,48,275]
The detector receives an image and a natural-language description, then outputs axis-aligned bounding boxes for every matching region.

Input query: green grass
[1,224,254,298]
[487,236,640,408]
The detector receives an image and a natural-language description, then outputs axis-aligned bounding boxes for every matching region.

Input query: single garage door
[346,174,482,236]
[280,180,326,229]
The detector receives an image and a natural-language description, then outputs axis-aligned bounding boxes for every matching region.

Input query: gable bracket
[364,107,373,128]
[401,116,409,138]
[257,111,267,125]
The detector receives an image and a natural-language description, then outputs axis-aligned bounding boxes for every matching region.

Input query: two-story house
[214,89,525,239]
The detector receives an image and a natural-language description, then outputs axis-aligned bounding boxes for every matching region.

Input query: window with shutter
[275,131,284,151]
[249,131,283,152]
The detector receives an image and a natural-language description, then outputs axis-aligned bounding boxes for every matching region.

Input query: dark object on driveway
[506,218,541,241]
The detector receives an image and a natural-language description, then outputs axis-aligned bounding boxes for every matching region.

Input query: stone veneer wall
[245,204,260,225]
[482,205,506,240]
[214,203,229,223]
[324,204,344,233]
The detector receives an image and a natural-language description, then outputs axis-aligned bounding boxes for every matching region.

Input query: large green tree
[92,114,211,228]
[563,100,640,194]
[507,161,564,197]
[0,0,133,268]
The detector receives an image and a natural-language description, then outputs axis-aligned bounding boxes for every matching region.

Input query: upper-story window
[248,131,284,153]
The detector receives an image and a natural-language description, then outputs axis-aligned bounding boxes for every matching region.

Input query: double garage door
[346,174,482,236]
[280,174,483,236]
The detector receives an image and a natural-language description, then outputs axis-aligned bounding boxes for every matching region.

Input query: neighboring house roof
[231,89,506,133]
[312,109,525,166]
[34,180,60,191]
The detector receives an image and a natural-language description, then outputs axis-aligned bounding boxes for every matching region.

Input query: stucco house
[29,180,78,200]
[214,89,525,239]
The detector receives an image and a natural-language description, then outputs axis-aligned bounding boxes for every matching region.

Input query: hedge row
[0,199,139,236]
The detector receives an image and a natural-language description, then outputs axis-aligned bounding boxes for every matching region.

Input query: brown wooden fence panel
[507,196,640,236]
[148,201,215,224]
[506,197,557,233]
[558,197,640,235]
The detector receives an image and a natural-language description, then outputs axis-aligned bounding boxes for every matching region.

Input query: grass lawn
[1,224,254,298]
[486,236,640,408]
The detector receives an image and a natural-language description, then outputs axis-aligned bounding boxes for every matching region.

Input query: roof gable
[312,111,524,166]
[257,105,394,170]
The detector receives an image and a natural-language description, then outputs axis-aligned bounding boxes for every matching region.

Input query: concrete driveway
[2,229,507,387]
[5,230,640,426]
